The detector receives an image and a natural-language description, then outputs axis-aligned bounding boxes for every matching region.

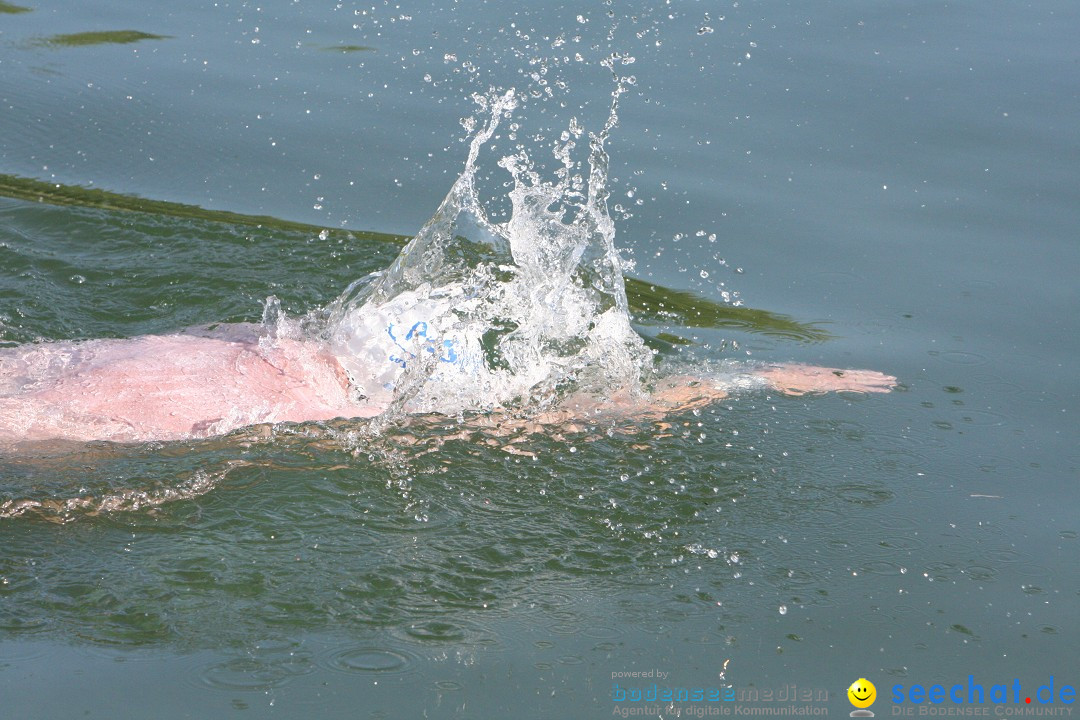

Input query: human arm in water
[652,365,895,409]
[0,329,895,444]
[539,364,895,424]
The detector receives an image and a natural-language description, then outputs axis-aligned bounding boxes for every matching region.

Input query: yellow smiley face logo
[848,678,876,709]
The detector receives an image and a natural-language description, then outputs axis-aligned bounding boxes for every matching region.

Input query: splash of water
[314,75,651,417]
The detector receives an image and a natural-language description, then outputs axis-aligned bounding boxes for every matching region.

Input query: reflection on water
[0,173,391,244]
[318,44,376,53]
[28,30,171,49]
[0,173,829,343]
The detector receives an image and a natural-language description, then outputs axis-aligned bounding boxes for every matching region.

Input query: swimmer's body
[0,313,895,444]
[0,325,380,444]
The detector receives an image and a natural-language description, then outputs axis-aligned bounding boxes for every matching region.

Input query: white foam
[314,82,651,417]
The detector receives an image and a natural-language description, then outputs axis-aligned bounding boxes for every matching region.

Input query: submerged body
[0,319,894,444]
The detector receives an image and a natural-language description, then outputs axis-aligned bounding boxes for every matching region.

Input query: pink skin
[0,328,895,444]
[556,366,895,421]
[755,365,896,396]
[0,329,380,444]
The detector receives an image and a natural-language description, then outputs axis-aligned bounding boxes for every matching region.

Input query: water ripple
[321,646,415,675]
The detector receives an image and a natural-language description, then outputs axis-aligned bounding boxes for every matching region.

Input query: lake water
[2,1,1078,717]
